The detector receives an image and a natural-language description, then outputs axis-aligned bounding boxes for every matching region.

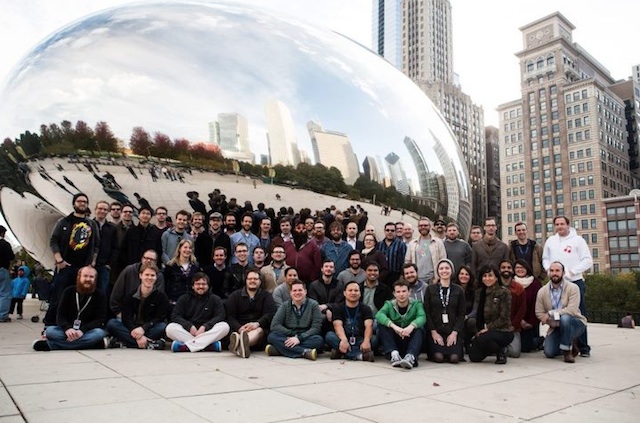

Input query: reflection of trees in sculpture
[352,176,436,219]
[129,127,153,156]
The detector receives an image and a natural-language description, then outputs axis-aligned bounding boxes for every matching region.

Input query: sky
[0,0,639,130]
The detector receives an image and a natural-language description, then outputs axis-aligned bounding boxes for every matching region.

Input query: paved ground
[0,299,638,423]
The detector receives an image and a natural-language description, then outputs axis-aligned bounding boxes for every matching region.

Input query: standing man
[110,250,165,317]
[471,217,509,277]
[271,217,298,267]
[401,223,414,246]
[310,220,329,250]
[161,210,193,265]
[121,205,162,266]
[321,222,352,274]
[542,216,592,357]
[225,269,276,358]
[108,201,122,225]
[535,262,586,363]
[45,193,100,326]
[230,213,260,265]
[443,223,472,273]
[433,219,447,240]
[223,213,237,237]
[202,246,231,299]
[260,245,290,292]
[344,221,363,252]
[0,225,15,322]
[93,201,118,295]
[194,212,231,268]
[403,263,426,304]
[509,222,546,280]
[405,217,446,285]
[257,217,272,253]
[189,212,206,239]
[337,250,366,285]
[226,243,252,298]
[395,222,404,240]
[468,225,483,245]
[154,206,171,233]
[377,221,407,285]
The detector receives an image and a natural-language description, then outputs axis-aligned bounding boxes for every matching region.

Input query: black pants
[468,330,514,362]
[10,298,24,315]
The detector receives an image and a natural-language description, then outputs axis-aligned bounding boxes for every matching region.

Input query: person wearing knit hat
[425,259,466,363]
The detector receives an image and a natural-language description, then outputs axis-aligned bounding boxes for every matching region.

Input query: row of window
[566,103,589,116]
[609,235,638,249]
[565,89,589,104]
[607,219,638,231]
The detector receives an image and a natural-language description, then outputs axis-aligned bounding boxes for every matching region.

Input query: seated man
[33,266,107,351]
[226,269,276,358]
[106,263,168,349]
[535,261,587,363]
[375,280,426,369]
[110,250,165,317]
[325,281,375,361]
[266,280,323,360]
[166,273,230,352]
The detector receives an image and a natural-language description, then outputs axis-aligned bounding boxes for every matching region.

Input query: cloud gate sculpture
[0,0,471,265]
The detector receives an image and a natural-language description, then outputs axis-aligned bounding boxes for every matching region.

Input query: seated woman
[106,263,168,349]
[164,239,201,306]
[425,259,466,363]
[468,265,514,364]
[513,259,543,352]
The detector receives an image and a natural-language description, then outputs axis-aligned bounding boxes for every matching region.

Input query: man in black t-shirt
[324,281,375,361]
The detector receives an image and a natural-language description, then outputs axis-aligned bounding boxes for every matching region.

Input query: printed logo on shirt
[563,246,572,254]
[69,222,92,251]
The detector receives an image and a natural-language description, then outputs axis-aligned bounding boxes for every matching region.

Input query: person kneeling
[266,280,323,360]
[106,263,168,349]
[166,273,230,352]
[325,281,376,362]
[375,280,426,369]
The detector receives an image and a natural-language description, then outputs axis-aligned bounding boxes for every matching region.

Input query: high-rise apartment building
[498,12,632,273]
[372,0,403,69]
[485,126,501,233]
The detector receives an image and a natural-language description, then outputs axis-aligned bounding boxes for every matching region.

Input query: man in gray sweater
[443,223,472,273]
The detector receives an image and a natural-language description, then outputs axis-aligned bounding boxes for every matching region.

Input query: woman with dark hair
[468,265,514,364]
[360,233,389,284]
[513,258,544,352]
[455,265,477,350]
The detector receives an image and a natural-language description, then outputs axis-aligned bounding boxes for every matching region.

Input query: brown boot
[571,340,579,357]
[564,350,575,363]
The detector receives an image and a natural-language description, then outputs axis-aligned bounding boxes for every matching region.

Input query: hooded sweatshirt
[11,265,31,298]
[542,227,593,282]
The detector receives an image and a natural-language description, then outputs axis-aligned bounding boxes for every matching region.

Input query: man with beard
[225,269,276,358]
[499,260,526,358]
[471,217,509,277]
[161,210,194,266]
[310,220,329,250]
[403,263,426,304]
[44,193,100,326]
[224,213,237,237]
[337,250,366,285]
[121,205,163,266]
[195,212,232,267]
[110,250,166,317]
[93,201,118,295]
[257,217,272,253]
[433,219,447,240]
[166,273,230,352]
[406,217,446,285]
[308,260,344,334]
[321,222,352,274]
[202,246,231,299]
[230,213,260,265]
[378,222,407,285]
[535,262,586,363]
[260,245,290,292]
[189,212,205,239]
[33,266,107,351]
[443,223,472,272]
[344,221,363,252]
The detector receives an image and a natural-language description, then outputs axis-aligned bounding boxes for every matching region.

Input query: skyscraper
[371,0,402,69]
[307,121,360,185]
[362,156,382,183]
[265,99,300,166]
[498,12,632,273]
[208,113,253,163]
[384,151,410,195]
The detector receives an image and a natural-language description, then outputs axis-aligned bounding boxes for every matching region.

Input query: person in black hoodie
[165,273,229,352]
[307,259,344,335]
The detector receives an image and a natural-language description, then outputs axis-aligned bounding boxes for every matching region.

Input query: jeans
[96,265,111,295]
[45,326,107,350]
[468,330,514,362]
[573,279,590,354]
[377,324,423,358]
[543,314,586,358]
[267,332,325,358]
[0,269,11,319]
[324,331,378,360]
[106,318,167,348]
[44,266,80,326]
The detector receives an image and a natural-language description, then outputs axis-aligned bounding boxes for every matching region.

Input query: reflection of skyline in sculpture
[432,133,462,221]
[307,121,360,185]
[209,113,254,162]
[362,156,381,183]
[384,152,410,196]
[404,136,446,216]
[265,99,300,166]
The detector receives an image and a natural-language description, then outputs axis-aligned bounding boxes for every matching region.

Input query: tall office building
[609,75,640,181]
[209,113,253,163]
[307,121,360,185]
[372,0,403,69]
[384,152,410,195]
[363,156,382,183]
[485,126,501,235]
[265,99,300,166]
[498,12,632,273]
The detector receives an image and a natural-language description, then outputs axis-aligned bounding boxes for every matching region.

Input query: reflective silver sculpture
[0,1,470,238]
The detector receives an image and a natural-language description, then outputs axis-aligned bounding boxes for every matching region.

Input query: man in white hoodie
[542,216,592,357]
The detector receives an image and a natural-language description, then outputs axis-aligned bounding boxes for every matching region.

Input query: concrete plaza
[0,299,638,423]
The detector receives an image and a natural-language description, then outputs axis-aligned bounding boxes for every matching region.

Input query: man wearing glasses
[108,201,122,225]
[260,246,290,293]
[433,219,447,240]
[405,217,446,285]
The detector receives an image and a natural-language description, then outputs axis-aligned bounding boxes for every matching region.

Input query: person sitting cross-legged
[325,281,376,361]
[165,272,230,352]
[266,280,323,360]
[375,279,426,369]
[106,263,168,349]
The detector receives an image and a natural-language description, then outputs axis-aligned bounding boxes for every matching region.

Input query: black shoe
[148,339,166,350]
[495,348,507,364]
[32,339,51,351]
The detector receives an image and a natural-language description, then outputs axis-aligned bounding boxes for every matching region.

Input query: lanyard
[344,305,359,335]
[439,283,451,309]
[550,285,563,310]
[75,293,92,320]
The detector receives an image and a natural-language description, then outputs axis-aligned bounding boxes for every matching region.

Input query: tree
[74,120,95,151]
[94,121,119,153]
[152,132,173,158]
[16,130,42,156]
[173,137,190,157]
[129,127,152,156]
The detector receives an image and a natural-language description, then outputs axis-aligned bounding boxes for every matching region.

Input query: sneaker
[495,348,507,365]
[148,339,166,350]
[265,344,280,356]
[390,350,402,367]
[302,348,318,361]
[17,315,23,320]
[102,337,110,349]
[330,349,344,360]
[229,332,239,355]
[238,331,250,358]
[362,351,375,362]
[203,341,222,352]
[399,354,415,370]
[171,341,189,352]
[32,339,51,352]
[108,337,123,349]
[580,351,590,358]
[0,317,11,323]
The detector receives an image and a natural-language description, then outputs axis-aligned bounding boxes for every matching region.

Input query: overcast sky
[0,0,638,129]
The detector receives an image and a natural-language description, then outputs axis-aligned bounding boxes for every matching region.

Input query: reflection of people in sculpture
[63,176,79,191]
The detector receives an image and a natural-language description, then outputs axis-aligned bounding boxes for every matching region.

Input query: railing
[586,310,638,325]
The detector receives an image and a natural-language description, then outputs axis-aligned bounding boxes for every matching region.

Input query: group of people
[5,189,594,368]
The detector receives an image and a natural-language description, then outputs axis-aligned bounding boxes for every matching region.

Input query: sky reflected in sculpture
[0,1,470,229]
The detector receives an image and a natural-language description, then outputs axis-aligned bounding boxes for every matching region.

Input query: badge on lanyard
[349,336,356,345]
[442,314,449,324]
[73,319,81,330]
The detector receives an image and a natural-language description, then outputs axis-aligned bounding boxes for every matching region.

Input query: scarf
[514,275,534,289]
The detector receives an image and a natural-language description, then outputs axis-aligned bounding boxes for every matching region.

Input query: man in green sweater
[375,279,426,369]
[266,280,323,360]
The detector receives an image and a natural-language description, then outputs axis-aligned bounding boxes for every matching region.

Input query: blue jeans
[543,314,586,358]
[96,265,111,295]
[324,331,378,360]
[44,266,80,326]
[45,326,107,350]
[377,324,423,358]
[106,318,167,348]
[0,268,11,319]
[573,279,590,354]
[267,332,325,358]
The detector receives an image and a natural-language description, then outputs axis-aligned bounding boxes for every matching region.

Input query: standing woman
[425,259,466,363]
[468,265,514,364]
[513,259,543,352]
[164,239,200,306]
[360,234,389,284]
